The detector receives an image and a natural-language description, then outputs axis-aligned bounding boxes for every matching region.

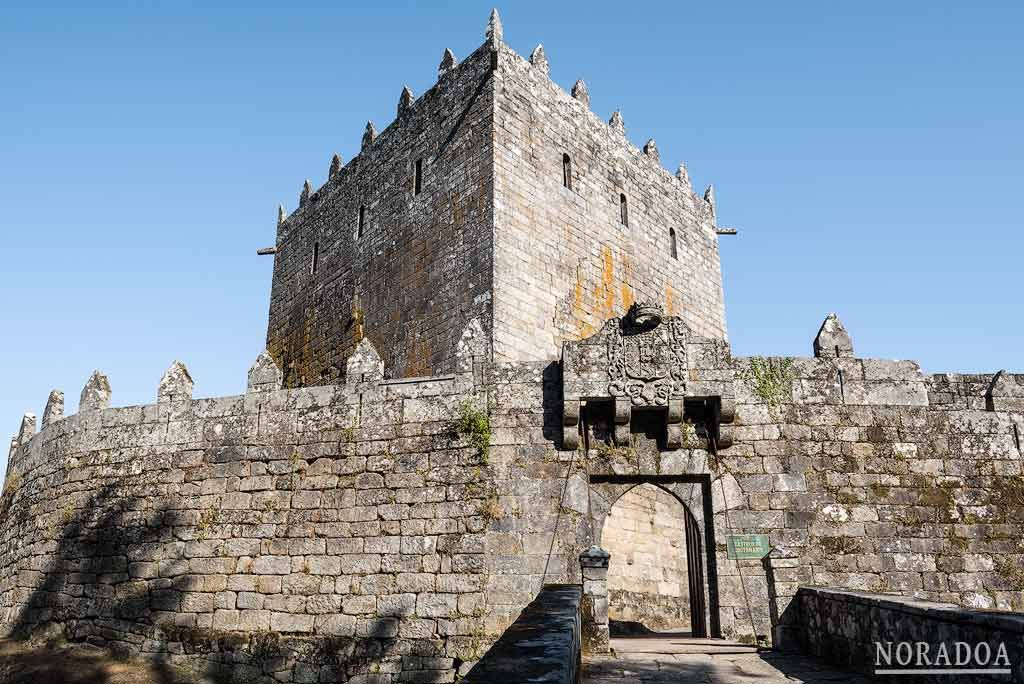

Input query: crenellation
[529,44,549,76]
[80,369,112,412]
[643,138,660,163]
[438,48,457,77]
[3,11,1022,683]
[16,413,35,447]
[570,79,589,107]
[397,86,414,117]
[158,360,194,403]
[361,121,377,151]
[608,110,625,136]
[42,390,64,428]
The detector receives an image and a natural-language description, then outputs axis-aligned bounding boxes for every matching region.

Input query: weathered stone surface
[987,369,1024,412]
[642,138,660,163]
[247,350,283,392]
[485,8,502,44]
[529,44,549,76]
[79,370,111,412]
[439,48,457,77]
[608,110,625,135]
[813,313,854,358]
[41,390,64,428]
[571,79,589,107]
[346,337,384,383]
[16,413,35,446]
[361,121,376,151]
[397,86,414,117]
[158,360,194,403]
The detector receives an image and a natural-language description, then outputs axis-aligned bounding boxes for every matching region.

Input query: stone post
[579,546,610,654]
[764,545,804,651]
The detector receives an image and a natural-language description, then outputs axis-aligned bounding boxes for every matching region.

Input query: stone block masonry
[5,9,1024,684]
[266,9,727,389]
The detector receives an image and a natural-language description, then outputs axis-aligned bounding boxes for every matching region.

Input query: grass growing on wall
[745,357,795,409]
[456,400,491,464]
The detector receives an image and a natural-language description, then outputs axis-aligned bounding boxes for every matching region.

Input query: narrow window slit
[414,158,423,195]
[358,206,366,238]
[562,153,572,189]
[310,242,320,274]
[669,228,678,260]
[619,193,628,227]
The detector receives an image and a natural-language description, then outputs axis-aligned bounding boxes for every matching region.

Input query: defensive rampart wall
[3,315,1024,680]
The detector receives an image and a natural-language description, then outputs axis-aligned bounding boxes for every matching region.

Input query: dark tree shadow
[5,478,410,683]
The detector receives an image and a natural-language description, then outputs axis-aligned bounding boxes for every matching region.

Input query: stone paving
[584,637,877,684]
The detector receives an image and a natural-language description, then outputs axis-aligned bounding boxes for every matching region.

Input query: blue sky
[2,1,1022,466]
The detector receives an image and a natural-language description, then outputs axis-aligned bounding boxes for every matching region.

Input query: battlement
[265,10,728,389]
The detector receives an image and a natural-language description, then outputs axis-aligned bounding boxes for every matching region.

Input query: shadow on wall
[6,481,401,684]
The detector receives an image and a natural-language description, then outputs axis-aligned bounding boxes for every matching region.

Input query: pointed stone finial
[329,153,342,179]
[486,8,503,45]
[300,179,313,206]
[676,163,691,189]
[643,139,660,163]
[361,121,377,152]
[529,45,549,76]
[42,390,64,429]
[80,371,111,412]
[277,204,286,227]
[986,370,1024,412]
[813,313,854,358]
[17,413,36,447]
[439,48,458,77]
[703,184,716,219]
[456,317,489,373]
[609,111,625,135]
[247,350,283,393]
[571,80,590,108]
[158,360,194,403]
[346,337,384,385]
[398,86,415,117]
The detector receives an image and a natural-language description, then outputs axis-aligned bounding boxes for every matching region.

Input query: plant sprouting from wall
[195,504,220,543]
[744,357,795,409]
[456,400,491,464]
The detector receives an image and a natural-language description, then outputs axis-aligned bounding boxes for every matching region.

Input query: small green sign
[727,534,771,560]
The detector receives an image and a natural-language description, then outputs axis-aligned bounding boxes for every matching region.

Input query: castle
[3,10,1024,684]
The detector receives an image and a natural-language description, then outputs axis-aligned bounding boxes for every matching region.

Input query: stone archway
[586,475,720,642]
[602,483,693,634]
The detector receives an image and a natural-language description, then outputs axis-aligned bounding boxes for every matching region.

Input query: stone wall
[602,484,690,631]
[491,42,727,365]
[4,312,1024,680]
[462,584,581,684]
[795,587,1024,682]
[265,44,495,386]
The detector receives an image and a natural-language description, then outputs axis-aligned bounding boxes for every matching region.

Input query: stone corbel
[665,398,684,449]
[563,399,581,450]
[715,397,736,449]
[613,398,631,446]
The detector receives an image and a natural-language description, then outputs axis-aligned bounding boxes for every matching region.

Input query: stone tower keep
[266,19,727,387]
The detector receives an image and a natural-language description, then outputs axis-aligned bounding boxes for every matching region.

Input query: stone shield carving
[607,306,687,406]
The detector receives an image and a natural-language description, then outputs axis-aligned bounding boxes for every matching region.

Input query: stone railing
[795,587,1024,682]
[463,584,582,684]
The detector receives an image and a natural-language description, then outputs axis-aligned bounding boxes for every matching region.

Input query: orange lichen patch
[665,284,677,316]
[601,247,615,316]
[621,283,634,309]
